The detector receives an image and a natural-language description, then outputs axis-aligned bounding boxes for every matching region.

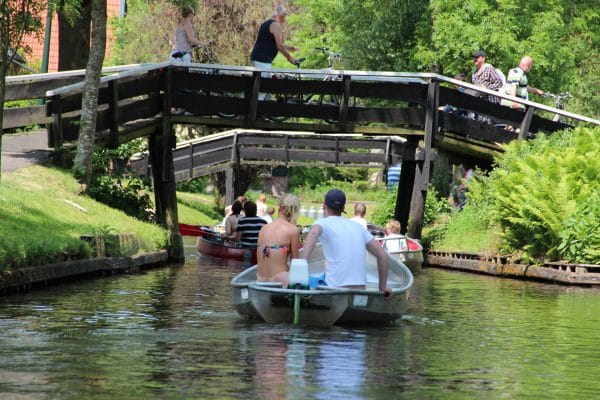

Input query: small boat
[196,234,257,264]
[367,223,424,273]
[179,222,212,237]
[230,243,414,327]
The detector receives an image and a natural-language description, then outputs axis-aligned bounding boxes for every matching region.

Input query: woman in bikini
[256,194,301,286]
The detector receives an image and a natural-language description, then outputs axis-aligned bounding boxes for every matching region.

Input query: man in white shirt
[301,188,392,297]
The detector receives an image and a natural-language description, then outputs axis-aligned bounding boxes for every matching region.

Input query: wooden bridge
[4,62,599,260]
[129,129,405,201]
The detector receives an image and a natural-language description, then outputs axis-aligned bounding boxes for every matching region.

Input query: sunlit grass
[0,166,169,269]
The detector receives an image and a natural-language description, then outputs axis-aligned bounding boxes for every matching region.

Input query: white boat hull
[230,243,414,326]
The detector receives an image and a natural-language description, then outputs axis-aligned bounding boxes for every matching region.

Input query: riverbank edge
[0,250,170,294]
[426,250,600,285]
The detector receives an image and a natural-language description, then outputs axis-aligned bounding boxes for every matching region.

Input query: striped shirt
[236,216,267,248]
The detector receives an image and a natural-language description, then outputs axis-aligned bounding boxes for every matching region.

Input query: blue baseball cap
[324,188,346,213]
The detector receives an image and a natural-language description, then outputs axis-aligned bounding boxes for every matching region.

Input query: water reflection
[249,327,368,400]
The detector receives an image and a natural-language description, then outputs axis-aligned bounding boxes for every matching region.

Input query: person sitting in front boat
[301,188,392,298]
[383,219,407,252]
[256,194,301,286]
[222,199,243,244]
[235,201,267,248]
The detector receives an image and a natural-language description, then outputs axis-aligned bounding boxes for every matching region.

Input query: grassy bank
[0,166,213,270]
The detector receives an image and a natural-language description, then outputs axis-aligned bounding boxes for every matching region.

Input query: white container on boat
[308,206,316,219]
[300,206,307,217]
[288,259,309,288]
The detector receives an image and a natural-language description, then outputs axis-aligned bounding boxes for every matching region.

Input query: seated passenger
[256,194,301,286]
[235,201,267,248]
[383,220,407,252]
[222,200,243,243]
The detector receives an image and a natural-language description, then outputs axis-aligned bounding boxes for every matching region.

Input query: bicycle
[268,47,353,123]
[542,91,572,122]
[174,43,237,118]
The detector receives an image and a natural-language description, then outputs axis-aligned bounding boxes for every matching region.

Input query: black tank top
[250,19,277,63]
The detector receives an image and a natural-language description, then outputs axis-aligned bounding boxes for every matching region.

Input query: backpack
[495,68,506,92]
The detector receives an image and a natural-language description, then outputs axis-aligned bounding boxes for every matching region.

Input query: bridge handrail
[45,62,170,97]
[41,60,599,126]
[7,63,160,84]
[435,75,600,126]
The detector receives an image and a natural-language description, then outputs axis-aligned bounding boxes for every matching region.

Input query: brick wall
[19,0,123,73]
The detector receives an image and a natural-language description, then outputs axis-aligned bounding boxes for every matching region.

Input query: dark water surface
[2,237,600,399]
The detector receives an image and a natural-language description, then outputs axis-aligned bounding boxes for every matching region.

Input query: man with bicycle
[501,56,544,110]
[250,5,298,69]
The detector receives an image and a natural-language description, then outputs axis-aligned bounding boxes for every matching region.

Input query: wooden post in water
[408,80,439,239]
[150,67,184,262]
[395,136,418,235]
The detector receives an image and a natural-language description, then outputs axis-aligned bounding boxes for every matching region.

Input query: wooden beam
[408,80,438,239]
[519,107,535,140]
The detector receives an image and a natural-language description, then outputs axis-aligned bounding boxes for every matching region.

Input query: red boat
[196,235,257,264]
[179,223,213,237]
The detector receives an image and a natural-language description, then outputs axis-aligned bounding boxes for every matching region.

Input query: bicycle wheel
[319,93,355,124]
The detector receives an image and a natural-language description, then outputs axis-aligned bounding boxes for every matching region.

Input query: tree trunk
[73,0,106,190]
[58,0,92,71]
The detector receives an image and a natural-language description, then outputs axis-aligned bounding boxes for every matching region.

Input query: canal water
[2,237,600,399]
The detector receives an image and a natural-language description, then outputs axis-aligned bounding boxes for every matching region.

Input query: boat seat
[288,259,309,289]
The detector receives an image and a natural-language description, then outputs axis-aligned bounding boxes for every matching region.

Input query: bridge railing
[3,64,160,133]
[131,129,405,183]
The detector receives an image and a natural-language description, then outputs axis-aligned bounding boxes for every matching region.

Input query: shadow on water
[1,237,600,398]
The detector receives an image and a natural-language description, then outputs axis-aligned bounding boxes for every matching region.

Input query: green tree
[72,0,106,190]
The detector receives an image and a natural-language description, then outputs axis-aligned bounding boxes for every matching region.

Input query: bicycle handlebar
[294,57,306,67]
[543,91,572,99]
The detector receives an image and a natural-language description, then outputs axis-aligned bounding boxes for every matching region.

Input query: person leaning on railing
[500,55,544,110]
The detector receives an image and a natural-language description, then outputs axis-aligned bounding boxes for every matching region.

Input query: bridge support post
[395,137,419,235]
[149,67,184,263]
[408,80,439,239]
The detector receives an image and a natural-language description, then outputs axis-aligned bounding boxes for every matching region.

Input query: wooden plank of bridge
[518,107,534,140]
[108,80,119,149]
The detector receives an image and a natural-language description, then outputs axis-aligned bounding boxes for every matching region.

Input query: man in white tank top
[302,188,392,298]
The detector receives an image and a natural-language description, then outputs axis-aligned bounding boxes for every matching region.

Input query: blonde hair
[259,193,267,202]
[386,220,401,234]
[278,194,300,224]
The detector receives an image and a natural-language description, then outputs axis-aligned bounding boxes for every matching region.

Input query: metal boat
[367,224,424,273]
[230,243,414,327]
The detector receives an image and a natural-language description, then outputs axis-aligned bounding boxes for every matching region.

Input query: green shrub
[558,189,600,263]
[468,126,600,262]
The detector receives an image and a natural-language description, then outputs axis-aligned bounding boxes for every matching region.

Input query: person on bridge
[256,194,301,286]
[301,189,392,298]
[169,6,211,63]
[471,50,504,104]
[501,56,544,110]
[250,5,297,69]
